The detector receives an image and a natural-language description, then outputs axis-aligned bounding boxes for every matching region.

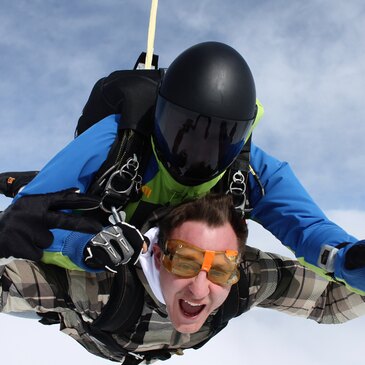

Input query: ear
[153,245,162,270]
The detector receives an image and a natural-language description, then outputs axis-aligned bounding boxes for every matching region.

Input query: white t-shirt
[139,227,165,304]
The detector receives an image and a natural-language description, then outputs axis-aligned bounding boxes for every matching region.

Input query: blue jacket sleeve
[16,115,120,271]
[249,143,357,271]
[17,115,119,196]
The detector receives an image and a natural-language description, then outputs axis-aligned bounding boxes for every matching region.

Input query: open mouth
[179,299,206,317]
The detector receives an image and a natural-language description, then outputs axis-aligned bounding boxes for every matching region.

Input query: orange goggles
[162,239,240,285]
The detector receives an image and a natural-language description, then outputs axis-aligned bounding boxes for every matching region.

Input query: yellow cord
[145,0,159,69]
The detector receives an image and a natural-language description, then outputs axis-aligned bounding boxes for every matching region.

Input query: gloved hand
[344,241,365,269]
[0,189,103,261]
[83,221,148,273]
[0,171,39,197]
[333,240,365,294]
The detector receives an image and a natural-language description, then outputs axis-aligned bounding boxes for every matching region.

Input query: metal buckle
[227,170,247,216]
[100,155,141,213]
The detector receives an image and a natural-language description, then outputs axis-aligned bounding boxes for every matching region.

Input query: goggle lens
[162,239,240,285]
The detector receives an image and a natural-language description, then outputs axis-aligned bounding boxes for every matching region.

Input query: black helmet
[154,41,257,186]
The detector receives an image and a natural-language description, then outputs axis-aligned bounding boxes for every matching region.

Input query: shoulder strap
[212,137,252,216]
[87,129,151,210]
[228,136,252,213]
[81,70,164,215]
[193,267,250,350]
[86,264,173,365]
[213,136,265,218]
[221,266,250,320]
[75,69,163,137]
[91,265,145,333]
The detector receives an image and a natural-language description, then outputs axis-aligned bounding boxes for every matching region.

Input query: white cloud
[1,0,365,209]
[0,1,365,364]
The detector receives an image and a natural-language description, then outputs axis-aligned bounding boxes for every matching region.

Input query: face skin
[153,220,239,334]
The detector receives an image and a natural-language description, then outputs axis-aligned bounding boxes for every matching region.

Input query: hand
[344,241,365,269]
[83,221,148,273]
[332,240,365,294]
[0,189,103,261]
[0,171,39,197]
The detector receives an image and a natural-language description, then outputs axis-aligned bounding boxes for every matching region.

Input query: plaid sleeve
[0,260,118,361]
[0,260,70,314]
[243,246,365,324]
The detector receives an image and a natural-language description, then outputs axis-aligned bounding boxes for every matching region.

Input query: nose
[188,271,210,299]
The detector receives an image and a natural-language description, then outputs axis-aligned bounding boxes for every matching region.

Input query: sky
[0,0,365,364]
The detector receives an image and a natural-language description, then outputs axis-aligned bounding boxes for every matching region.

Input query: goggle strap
[201,251,215,272]
[225,249,239,260]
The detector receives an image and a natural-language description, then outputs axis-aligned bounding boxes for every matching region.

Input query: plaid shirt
[1,246,364,363]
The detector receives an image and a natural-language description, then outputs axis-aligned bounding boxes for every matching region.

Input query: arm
[1,71,159,272]
[244,246,365,323]
[1,116,145,271]
[248,143,359,286]
[0,260,118,361]
[17,115,119,197]
[4,116,119,270]
[0,260,67,316]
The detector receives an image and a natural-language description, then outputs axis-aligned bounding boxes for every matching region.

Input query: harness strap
[86,265,174,365]
[78,69,163,221]
[217,136,265,218]
[91,266,144,333]
[193,266,250,350]
[230,136,252,216]
[212,137,252,217]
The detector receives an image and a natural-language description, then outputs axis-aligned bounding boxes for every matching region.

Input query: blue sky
[1,1,365,209]
[1,1,365,364]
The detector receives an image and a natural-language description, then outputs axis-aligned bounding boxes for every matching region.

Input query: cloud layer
[0,1,365,364]
[1,1,364,208]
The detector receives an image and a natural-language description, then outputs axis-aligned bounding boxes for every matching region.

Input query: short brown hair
[157,194,247,257]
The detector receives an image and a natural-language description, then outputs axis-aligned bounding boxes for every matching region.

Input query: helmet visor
[154,95,255,185]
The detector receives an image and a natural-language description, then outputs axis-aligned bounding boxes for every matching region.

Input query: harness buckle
[100,155,142,213]
[227,170,247,217]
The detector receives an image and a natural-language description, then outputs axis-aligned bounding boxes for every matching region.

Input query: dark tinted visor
[154,95,255,185]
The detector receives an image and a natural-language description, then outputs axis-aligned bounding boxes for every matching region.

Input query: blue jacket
[17,114,359,291]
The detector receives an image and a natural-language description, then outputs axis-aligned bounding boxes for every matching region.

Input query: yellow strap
[245,98,264,142]
[145,0,159,69]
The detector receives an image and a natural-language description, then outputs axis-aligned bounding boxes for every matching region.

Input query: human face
[153,220,239,334]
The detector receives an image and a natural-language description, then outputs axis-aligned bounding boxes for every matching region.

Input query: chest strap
[91,265,144,333]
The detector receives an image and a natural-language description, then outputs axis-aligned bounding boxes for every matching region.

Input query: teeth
[184,300,202,307]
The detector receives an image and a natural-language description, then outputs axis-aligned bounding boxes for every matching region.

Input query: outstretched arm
[0,260,66,316]
[0,116,118,270]
[0,259,118,361]
[17,115,119,197]
[248,143,365,293]
[244,246,365,323]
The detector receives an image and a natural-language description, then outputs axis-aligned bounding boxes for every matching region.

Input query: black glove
[0,189,103,261]
[0,171,39,197]
[344,241,365,270]
[83,221,148,272]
